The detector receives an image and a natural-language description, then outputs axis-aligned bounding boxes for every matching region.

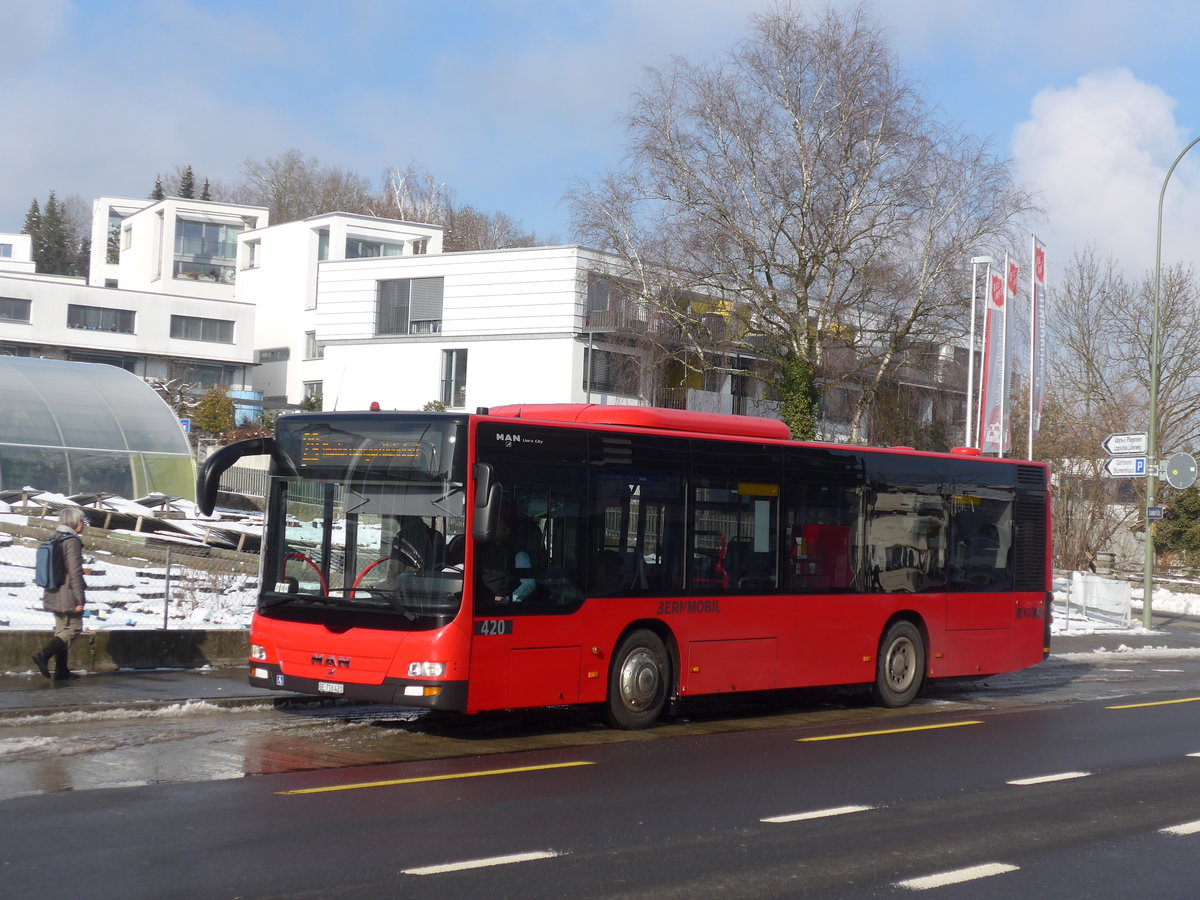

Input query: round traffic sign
[1165,451,1198,490]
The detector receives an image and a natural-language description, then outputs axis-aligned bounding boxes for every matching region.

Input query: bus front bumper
[248,663,468,710]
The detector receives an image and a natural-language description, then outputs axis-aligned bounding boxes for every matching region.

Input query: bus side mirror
[472,463,500,542]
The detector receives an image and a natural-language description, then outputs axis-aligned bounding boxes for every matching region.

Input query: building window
[170,315,234,344]
[257,347,289,363]
[303,381,323,407]
[317,228,329,262]
[376,277,444,335]
[0,244,12,258]
[243,241,260,270]
[67,351,137,372]
[305,331,324,359]
[441,349,467,408]
[584,348,639,395]
[67,304,136,334]
[412,238,428,255]
[347,238,403,259]
[122,226,132,251]
[178,363,240,389]
[0,297,31,323]
[174,218,242,284]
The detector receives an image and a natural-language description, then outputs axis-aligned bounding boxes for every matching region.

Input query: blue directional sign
[179,418,191,434]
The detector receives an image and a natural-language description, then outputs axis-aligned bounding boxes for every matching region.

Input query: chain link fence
[0,514,259,631]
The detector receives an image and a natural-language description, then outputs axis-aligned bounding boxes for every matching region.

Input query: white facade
[234,213,443,402]
[115,198,268,300]
[0,234,35,275]
[88,197,153,287]
[4,197,711,417]
[315,246,637,412]
[0,271,255,386]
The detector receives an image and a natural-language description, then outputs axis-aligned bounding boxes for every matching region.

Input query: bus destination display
[298,430,424,467]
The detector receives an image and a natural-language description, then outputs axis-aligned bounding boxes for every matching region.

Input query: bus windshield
[262,417,467,626]
[266,477,465,624]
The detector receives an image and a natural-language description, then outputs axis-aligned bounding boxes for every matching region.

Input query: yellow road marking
[277,760,595,795]
[1107,696,1200,710]
[797,720,983,742]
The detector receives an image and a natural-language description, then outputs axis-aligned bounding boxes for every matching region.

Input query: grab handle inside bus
[472,462,501,542]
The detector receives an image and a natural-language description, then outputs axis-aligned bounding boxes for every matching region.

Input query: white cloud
[1013,68,1200,273]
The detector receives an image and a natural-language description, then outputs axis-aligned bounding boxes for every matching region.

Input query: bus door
[467,466,588,712]
[943,489,1018,673]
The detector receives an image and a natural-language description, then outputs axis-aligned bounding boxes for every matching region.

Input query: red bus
[198,404,1051,729]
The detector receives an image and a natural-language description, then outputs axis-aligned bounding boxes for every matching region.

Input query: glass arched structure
[0,357,196,500]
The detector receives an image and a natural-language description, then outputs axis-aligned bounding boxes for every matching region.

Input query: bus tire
[873,620,925,708]
[606,629,669,729]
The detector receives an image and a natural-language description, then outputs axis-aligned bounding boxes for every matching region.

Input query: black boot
[53,646,78,681]
[32,637,65,680]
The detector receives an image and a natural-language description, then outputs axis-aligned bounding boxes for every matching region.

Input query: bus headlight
[408,661,446,677]
[250,644,267,661]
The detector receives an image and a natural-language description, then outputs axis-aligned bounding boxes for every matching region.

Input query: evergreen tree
[37,191,75,275]
[200,178,211,201]
[151,176,165,201]
[178,165,196,199]
[22,198,41,242]
[74,237,91,279]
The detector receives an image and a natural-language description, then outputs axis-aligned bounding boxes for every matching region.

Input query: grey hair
[58,507,86,529]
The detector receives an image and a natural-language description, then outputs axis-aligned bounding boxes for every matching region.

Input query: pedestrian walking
[32,507,88,680]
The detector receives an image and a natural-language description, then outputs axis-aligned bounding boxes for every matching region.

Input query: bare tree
[568,4,1032,439]
[1036,247,1200,568]
[377,165,449,223]
[234,150,374,223]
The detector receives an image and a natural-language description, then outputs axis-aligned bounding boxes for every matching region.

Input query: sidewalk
[3,615,1200,721]
[0,666,279,719]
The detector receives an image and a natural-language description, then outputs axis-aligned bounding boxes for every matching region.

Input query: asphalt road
[2,637,1200,898]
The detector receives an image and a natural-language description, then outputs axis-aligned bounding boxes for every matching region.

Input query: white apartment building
[0,270,255,387]
[112,197,268,300]
[4,194,754,421]
[234,212,443,405]
[312,244,731,413]
[0,198,261,391]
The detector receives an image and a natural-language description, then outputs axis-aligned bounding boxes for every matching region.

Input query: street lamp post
[965,256,994,448]
[1143,135,1200,629]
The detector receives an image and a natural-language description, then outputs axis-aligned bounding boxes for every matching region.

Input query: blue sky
[5,0,1200,275]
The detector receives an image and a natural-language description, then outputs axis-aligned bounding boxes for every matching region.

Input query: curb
[1,629,250,673]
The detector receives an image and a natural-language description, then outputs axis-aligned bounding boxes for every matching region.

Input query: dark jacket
[41,525,86,614]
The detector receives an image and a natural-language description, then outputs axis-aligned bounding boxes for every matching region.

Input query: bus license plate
[317,681,344,694]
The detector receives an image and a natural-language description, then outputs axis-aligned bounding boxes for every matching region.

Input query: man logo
[312,654,351,668]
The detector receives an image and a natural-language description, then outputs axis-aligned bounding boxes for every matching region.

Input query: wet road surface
[3,637,1200,801]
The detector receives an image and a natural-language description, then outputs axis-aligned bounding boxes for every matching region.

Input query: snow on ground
[0,504,258,631]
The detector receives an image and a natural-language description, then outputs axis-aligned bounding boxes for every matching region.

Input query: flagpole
[966,256,993,448]
[1028,236,1036,460]
[999,252,1009,459]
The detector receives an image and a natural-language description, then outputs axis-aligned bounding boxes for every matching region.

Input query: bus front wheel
[873,620,925,708]
[606,629,669,729]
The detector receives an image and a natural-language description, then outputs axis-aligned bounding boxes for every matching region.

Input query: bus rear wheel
[873,620,925,708]
[606,629,669,729]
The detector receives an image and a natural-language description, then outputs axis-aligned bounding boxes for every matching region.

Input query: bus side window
[783,482,859,594]
[590,471,685,596]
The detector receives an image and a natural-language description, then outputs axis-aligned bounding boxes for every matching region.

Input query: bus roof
[486,404,792,440]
